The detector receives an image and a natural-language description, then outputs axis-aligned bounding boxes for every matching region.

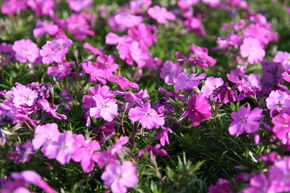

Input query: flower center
[145,112,151,117]
[277,101,283,108]
[24,96,31,102]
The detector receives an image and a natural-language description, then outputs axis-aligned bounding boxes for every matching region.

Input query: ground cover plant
[0,0,289,192]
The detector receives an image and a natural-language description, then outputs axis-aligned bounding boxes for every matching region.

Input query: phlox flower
[274,51,290,71]
[0,42,15,65]
[201,77,224,98]
[128,102,165,129]
[160,61,182,85]
[26,0,55,16]
[110,136,129,155]
[67,0,93,12]
[1,0,26,15]
[40,38,72,64]
[33,21,59,37]
[11,83,38,109]
[202,0,220,7]
[269,156,290,192]
[72,134,100,173]
[8,141,35,164]
[93,150,116,169]
[138,144,169,157]
[148,5,176,24]
[240,37,265,64]
[188,45,216,68]
[155,127,172,146]
[12,39,39,63]
[47,61,74,80]
[266,90,290,115]
[272,113,290,145]
[32,123,60,159]
[39,99,67,120]
[89,94,119,122]
[212,83,238,103]
[101,160,139,193]
[128,23,157,47]
[242,173,270,193]
[228,104,262,136]
[208,178,232,193]
[108,75,139,90]
[114,12,143,29]
[174,73,206,93]
[244,23,278,45]
[186,93,211,126]
[178,0,199,10]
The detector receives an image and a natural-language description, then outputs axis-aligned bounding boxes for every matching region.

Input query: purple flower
[67,0,93,12]
[128,102,165,129]
[208,178,232,193]
[101,160,139,193]
[243,173,269,193]
[39,99,67,120]
[160,61,182,85]
[40,38,72,64]
[128,23,157,47]
[138,144,169,157]
[27,0,55,16]
[178,0,199,10]
[244,23,278,45]
[266,90,290,115]
[174,73,206,92]
[110,136,129,155]
[1,0,26,15]
[240,37,265,64]
[114,12,143,29]
[186,93,211,126]
[12,39,39,63]
[47,61,74,80]
[108,75,139,90]
[8,141,35,164]
[188,45,216,68]
[212,83,238,103]
[148,5,176,24]
[72,134,100,173]
[130,0,151,13]
[228,104,262,136]
[89,94,119,122]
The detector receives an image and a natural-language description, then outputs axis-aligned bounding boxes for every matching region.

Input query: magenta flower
[108,75,139,90]
[110,136,129,155]
[174,73,206,93]
[9,141,35,164]
[178,0,199,10]
[208,178,232,193]
[11,83,38,109]
[40,38,72,64]
[128,102,165,129]
[272,113,290,145]
[202,0,220,6]
[67,0,93,12]
[33,21,59,37]
[160,61,182,85]
[47,61,73,80]
[72,134,100,173]
[228,104,262,136]
[148,5,176,24]
[244,23,278,45]
[266,90,290,115]
[130,0,151,13]
[128,23,157,47]
[240,37,265,64]
[188,45,216,68]
[89,94,119,122]
[138,144,169,157]
[186,93,211,126]
[243,173,269,193]
[101,160,139,193]
[155,127,172,146]
[12,39,39,63]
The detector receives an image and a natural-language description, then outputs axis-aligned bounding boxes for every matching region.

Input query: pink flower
[188,45,216,68]
[89,94,119,122]
[130,0,151,13]
[40,38,72,64]
[12,39,39,63]
[228,104,262,136]
[1,0,26,15]
[108,75,139,90]
[47,61,74,80]
[209,178,232,193]
[67,0,93,12]
[72,134,100,173]
[178,0,199,10]
[39,99,67,120]
[129,102,165,129]
[186,93,211,126]
[240,37,265,64]
[274,51,290,71]
[114,12,143,29]
[26,0,55,16]
[128,23,157,47]
[272,113,290,145]
[160,61,182,84]
[174,73,206,92]
[66,13,95,40]
[33,21,59,37]
[201,77,224,98]
[202,0,220,7]
[110,136,129,155]
[32,123,60,159]
[244,24,278,45]
[138,144,169,157]
[11,83,38,108]
[266,90,290,115]
[148,5,176,24]
[269,156,290,192]
[101,160,139,193]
